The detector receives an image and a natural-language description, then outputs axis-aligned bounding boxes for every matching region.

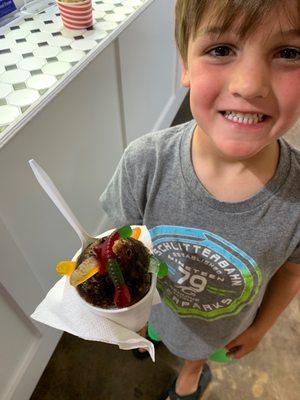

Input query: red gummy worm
[104,231,120,260]
[93,242,106,274]
[114,284,131,308]
[93,231,120,274]
[104,230,132,307]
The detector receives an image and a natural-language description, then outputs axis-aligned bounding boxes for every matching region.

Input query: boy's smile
[181,4,300,162]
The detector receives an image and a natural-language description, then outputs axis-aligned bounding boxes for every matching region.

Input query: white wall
[118,0,185,143]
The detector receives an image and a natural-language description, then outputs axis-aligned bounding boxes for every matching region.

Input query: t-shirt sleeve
[99,145,145,227]
[287,242,300,264]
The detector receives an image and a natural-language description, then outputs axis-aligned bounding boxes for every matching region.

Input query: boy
[100,0,300,399]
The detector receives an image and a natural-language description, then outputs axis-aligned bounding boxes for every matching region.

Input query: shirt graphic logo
[150,225,263,320]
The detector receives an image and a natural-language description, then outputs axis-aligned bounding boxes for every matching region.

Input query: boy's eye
[276,48,300,60]
[207,45,233,57]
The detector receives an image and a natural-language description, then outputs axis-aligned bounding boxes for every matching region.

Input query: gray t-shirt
[100,120,300,360]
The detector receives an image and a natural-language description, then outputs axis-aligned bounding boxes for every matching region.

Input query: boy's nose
[228,60,270,99]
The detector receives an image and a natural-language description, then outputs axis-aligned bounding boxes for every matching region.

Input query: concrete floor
[30,94,300,400]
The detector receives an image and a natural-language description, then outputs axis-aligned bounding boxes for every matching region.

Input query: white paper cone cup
[73,273,157,332]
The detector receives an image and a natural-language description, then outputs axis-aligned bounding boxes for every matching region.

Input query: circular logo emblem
[150,226,262,320]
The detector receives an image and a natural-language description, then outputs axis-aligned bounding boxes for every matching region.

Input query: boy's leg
[137,325,148,352]
[137,327,210,397]
[173,359,206,397]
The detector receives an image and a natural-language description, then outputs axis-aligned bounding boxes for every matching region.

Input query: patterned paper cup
[56,0,93,30]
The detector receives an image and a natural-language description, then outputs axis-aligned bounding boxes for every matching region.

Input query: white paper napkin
[31,226,161,362]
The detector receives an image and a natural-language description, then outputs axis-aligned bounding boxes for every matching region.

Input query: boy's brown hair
[175,0,300,65]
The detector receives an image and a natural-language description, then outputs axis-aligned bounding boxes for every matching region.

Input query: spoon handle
[29,159,91,247]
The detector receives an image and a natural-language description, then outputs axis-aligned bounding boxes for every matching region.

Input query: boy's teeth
[223,111,264,124]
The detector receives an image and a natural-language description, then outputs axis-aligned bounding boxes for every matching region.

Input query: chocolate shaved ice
[76,237,151,308]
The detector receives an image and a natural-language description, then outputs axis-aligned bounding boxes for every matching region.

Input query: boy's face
[181,3,300,160]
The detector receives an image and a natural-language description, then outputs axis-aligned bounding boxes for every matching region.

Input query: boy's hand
[137,325,147,337]
[136,325,148,354]
[224,325,265,359]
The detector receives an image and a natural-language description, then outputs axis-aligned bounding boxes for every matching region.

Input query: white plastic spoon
[29,159,95,252]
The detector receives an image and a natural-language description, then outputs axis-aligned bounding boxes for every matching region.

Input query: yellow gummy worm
[69,257,99,287]
[56,260,76,276]
[131,227,141,240]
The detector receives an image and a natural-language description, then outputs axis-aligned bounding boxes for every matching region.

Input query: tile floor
[30,93,300,400]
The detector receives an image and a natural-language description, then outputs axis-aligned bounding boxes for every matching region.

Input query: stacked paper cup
[56,0,93,30]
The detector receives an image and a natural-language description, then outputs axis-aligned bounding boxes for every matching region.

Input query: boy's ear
[180,60,190,88]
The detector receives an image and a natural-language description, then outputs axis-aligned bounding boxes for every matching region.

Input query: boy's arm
[251,261,300,335]
[225,261,300,359]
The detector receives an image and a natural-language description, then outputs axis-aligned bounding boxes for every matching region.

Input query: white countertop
[0,0,152,148]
